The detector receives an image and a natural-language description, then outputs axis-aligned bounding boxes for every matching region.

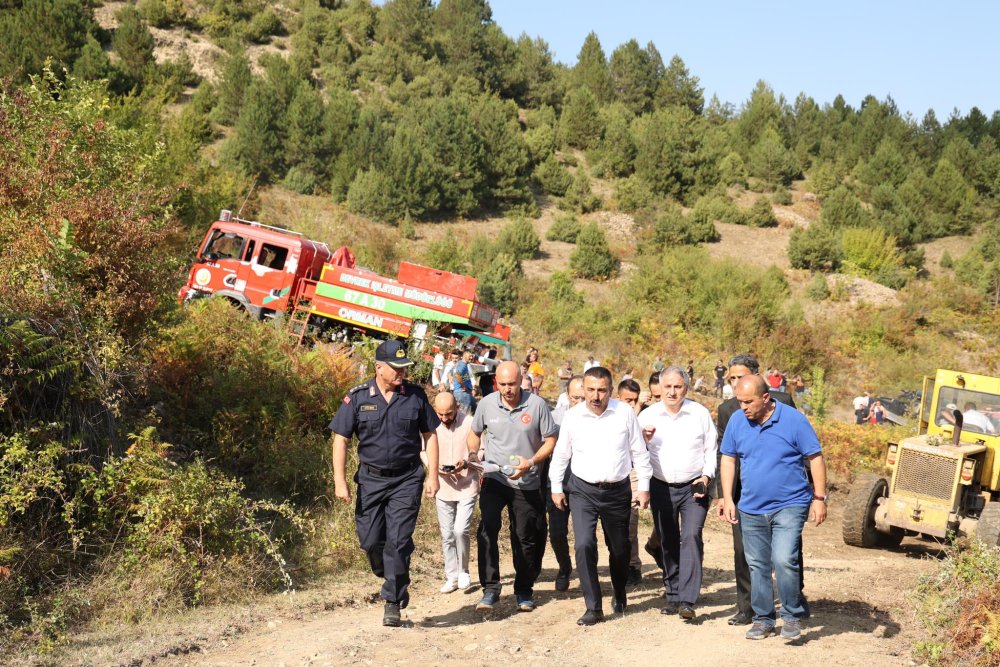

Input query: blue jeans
[739,505,810,624]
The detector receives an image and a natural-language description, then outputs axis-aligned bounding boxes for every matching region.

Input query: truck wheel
[843,473,904,548]
[976,503,1000,547]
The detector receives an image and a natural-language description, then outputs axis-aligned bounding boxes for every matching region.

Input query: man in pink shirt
[425,392,479,592]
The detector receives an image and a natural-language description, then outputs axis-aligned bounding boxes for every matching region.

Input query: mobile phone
[440,465,456,473]
[692,481,707,495]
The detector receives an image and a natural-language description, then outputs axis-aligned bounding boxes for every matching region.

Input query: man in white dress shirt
[638,366,717,620]
[550,367,652,626]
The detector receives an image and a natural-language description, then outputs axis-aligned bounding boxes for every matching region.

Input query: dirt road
[146,501,937,667]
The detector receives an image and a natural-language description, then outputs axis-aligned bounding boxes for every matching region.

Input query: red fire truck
[178,211,512,352]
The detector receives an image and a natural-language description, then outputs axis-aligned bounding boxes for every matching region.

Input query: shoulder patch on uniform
[342,395,351,404]
[348,382,369,394]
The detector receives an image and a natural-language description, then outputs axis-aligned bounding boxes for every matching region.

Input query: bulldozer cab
[920,369,1000,490]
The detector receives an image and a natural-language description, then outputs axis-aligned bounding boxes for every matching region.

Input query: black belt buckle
[594,478,627,490]
[365,462,417,477]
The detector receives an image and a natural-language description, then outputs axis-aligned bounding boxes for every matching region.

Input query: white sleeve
[702,409,718,479]
[628,410,653,491]
[549,415,573,494]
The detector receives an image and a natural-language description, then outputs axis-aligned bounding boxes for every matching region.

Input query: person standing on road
[468,361,558,613]
[550,367,652,626]
[424,392,477,594]
[638,367,717,620]
[711,354,797,626]
[720,375,827,641]
[331,340,440,627]
[451,350,476,413]
[713,359,727,398]
[548,376,586,591]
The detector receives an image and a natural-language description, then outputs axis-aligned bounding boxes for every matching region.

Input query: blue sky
[488,1,999,119]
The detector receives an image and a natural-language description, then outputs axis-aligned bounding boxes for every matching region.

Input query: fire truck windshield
[203,230,246,260]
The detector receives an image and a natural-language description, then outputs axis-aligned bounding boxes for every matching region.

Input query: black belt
[575,475,629,490]
[363,461,419,477]
[653,476,699,488]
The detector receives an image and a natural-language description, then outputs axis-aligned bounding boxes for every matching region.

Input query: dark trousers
[650,477,709,605]
[354,464,425,605]
[477,479,547,595]
[546,491,573,575]
[567,474,631,612]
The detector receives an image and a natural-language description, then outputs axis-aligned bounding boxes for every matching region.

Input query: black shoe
[660,602,678,615]
[728,611,753,626]
[577,609,605,626]
[679,603,696,620]
[399,592,409,609]
[383,602,401,627]
[555,569,571,592]
[613,597,627,614]
[644,543,664,570]
[626,567,642,586]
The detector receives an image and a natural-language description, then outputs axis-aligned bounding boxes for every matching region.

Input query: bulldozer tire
[976,503,1000,547]
[842,473,904,548]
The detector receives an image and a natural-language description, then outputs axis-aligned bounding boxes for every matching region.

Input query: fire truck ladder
[288,300,313,346]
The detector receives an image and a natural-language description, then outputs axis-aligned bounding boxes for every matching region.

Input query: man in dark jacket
[711,353,796,626]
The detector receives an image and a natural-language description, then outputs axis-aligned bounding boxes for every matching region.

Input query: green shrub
[400,215,417,240]
[913,541,1000,667]
[282,165,318,194]
[787,223,842,271]
[570,222,617,279]
[533,154,572,196]
[548,270,584,308]
[746,197,778,228]
[695,194,746,226]
[498,218,541,261]
[807,272,831,301]
[246,8,283,44]
[771,187,793,205]
[346,168,399,222]
[478,253,522,315]
[137,0,170,27]
[613,175,656,213]
[546,212,582,243]
[940,250,954,269]
[841,227,905,283]
[562,167,602,213]
[422,236,467,274]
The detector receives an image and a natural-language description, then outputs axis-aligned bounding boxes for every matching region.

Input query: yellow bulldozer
[843,369,1000,548]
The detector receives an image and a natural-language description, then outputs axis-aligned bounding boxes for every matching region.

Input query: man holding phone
[637,366,717,620]
[423,391,478,594]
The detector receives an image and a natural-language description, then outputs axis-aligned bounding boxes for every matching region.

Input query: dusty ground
[44,499,940,667]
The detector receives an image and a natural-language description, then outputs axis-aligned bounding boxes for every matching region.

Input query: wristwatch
[813,494,828,503]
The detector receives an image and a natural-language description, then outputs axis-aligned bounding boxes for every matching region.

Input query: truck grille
[894,449,956,502]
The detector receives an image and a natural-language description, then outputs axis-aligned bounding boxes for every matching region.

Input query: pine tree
[227,79,284,181]
[215,51,253,126]
[472,94,533,210]
[748,126,799,187]
[478,252,521,315]
[598,104,636,177]
[284,82,329,177]
[655,55,704,115]
[73,34,113,82]
[112,6,155,82]
[609,39,657,115]
[570,222,617,279]
[560,87,602,149]
[0,0,95,81]
[497,219,540,260]
[573,31,611,103]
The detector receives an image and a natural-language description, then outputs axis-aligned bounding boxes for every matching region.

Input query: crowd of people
[330,342,828,642]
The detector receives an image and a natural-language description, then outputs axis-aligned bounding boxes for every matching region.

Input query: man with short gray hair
[638,366,717,620]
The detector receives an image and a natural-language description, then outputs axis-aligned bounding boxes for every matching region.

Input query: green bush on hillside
[570,222,617,279]
[498,219,541,261]
[534,154,572,196]
[546,212,582,243]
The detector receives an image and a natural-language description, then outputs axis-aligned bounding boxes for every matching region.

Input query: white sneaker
[440,579,458,594]
[457,573,472,589]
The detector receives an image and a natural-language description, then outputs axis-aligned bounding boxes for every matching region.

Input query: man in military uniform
[331,340,441,627]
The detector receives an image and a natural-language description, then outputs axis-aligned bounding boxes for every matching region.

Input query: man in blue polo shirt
[720,375,827,642]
